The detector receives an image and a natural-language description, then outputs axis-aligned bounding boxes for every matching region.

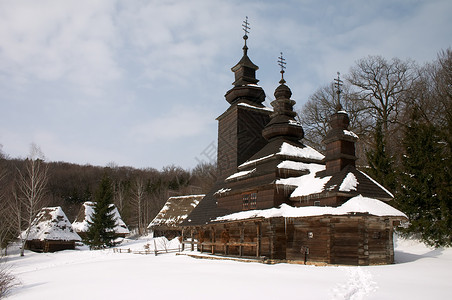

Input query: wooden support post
[211,227,215,255]
[181,228,185,251]
[270,221,275,259]
[191,229,194,251]
[239,224,244,257]
[256,222,261,257]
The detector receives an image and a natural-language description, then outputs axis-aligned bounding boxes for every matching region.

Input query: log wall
[184,214,400,265]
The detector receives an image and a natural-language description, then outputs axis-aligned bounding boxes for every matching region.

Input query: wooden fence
[113,246,182,256]
[113,238,183,256]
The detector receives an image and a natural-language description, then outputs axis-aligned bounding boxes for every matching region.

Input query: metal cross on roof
[242,16,250,36]
[241,16,250,54]
[278,52,287,84]
[334,72,344,110]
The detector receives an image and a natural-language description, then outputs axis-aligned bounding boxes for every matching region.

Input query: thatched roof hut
[72,202,129,238]
[148,194,204,238]
[21,206,81,252]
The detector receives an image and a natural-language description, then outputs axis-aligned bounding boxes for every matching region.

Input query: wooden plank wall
[184,215,397,265]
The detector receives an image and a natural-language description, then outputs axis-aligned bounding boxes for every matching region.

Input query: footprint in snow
[330,267,378,300]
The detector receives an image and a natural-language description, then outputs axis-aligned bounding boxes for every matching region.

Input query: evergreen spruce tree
[366,120,395,192]
[84,175,118,249]
[396,109,452,247]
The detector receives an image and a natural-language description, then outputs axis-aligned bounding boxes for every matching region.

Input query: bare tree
[14,144,49,256]
[434,48,452,124]
[0,258,18,298]
[130,176,146,235]
[347,55,418,139]
[0,164,15,256]
[113,180,127,215]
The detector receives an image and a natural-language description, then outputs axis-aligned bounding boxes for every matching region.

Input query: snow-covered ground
[3,235,451,300]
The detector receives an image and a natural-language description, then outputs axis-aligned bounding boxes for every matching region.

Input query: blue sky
[1,0,451,170]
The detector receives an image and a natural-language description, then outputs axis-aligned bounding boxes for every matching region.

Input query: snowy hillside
[4,236,451,300]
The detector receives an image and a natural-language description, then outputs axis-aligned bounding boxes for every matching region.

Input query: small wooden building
[72,202,130,239]
[148,194,204,239]
[180,30,407,265]
[22,206,81,252]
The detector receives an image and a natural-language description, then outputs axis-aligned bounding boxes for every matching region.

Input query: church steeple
[262,53,304,141]
[230,16,259,87]
[225,17,265,105]
[218,18,270,178]
[324,72,358,176]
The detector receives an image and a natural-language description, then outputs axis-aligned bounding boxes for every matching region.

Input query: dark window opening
[242,192,257,210]
[242,194,249,210]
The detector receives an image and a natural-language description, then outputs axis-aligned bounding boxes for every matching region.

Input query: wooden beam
[256,222,261,257]
[239,224,244,257]
[211,227,215,255]
[190,229,194,251]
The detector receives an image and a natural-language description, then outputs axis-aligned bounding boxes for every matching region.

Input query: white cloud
[131,105,215,143]
[0,0,121,95]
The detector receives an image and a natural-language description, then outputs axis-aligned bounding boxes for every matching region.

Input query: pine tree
[84,175,118,249]
[396,109,452,247]
[366,120,395,192]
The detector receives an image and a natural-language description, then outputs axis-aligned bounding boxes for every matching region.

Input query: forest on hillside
[0,151,216,251]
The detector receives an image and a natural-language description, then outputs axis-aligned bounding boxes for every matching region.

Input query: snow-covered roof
[278,163,331,197]
[239,142,324,169]
[72,202,129,234]
[277,161,311,171]
[148,194,205,228]
[214,188,231,195]
[215,195,407,222]
[237,102,273,112]
[285,164,394,201]
[226,168,256,181]
[22,207,81,241]
[279,142,324,160]
[343,129,359,139]
[339,172,358,192]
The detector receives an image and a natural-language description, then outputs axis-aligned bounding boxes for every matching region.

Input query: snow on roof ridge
[168,194,205,199]
[237,102,273,112]
[215,195,407,222]
[277,161,311,171]
[226,168,256,181]
[215,188,231,195]
[278,142,324,160]
[239,154,274,168]
[239,143,324,169]
[359,170,394,198]
[339,172,358,192]
[343,129,359,139]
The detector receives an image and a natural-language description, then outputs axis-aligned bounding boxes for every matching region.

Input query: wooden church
[180,20,406,265]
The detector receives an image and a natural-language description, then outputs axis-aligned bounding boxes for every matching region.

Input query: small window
[314,201,320,206]
[242,194,249,210]
[250,192,257,209]
[242,192,257,210]
[373,231,381,239]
